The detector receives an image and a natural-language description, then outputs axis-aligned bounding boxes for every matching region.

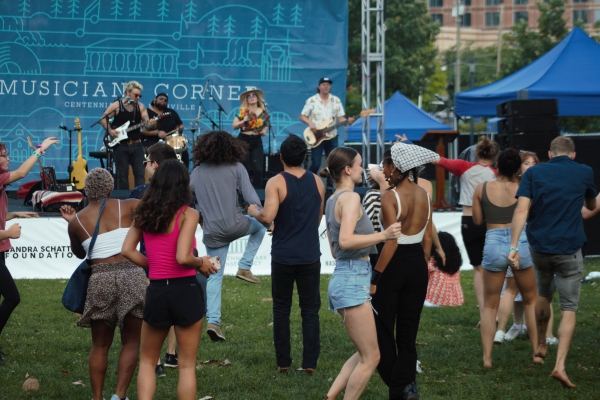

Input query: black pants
[113,141,145,190]
[271,259,321,369]
[238,133,264,189]
[0,253,20,337]
[372,243,428,399]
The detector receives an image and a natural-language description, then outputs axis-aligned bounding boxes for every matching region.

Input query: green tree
[347,0,439,103]
[501,0,567,77]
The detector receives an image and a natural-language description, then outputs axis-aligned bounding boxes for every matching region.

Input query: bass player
[99,80,150,190]
[300,77,354,189]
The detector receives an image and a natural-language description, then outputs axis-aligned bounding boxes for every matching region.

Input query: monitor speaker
[499,116,559,134]
[496,99,558,117]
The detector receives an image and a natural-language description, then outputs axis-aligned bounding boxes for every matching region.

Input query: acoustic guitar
[303,109,375,148]
[71,118,87,190]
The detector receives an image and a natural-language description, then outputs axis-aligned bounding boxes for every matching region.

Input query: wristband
[36,144,45,155]
[371,269,382,285]
[509,247,518,252]
[33,151,42,159]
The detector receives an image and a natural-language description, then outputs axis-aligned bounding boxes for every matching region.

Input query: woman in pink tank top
[122,160,218,400]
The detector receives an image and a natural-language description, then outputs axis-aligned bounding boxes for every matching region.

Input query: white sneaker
[416,360,422,373]
[494,330,505,344]
[546,337,559,345]
[504,324,523,341]
[518,326,528,339]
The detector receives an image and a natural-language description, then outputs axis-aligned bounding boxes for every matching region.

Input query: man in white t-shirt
[300,77,354,185]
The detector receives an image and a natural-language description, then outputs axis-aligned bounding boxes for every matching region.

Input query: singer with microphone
[99,81,149,190]
[233,89,270,189]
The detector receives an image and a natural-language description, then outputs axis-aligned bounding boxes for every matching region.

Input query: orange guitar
[70,118,88,190]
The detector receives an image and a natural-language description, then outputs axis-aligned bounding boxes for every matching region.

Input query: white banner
[7,212,467,279]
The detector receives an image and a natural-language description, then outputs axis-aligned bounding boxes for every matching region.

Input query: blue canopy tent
[456,27,600,117]
[345,91,451,142]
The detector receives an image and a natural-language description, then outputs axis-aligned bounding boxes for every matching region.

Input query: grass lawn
[1,260,600,399]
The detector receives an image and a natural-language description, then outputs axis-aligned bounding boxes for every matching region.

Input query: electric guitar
[106,112,171,148]
[70,118,88,190]
[303,109,375,148]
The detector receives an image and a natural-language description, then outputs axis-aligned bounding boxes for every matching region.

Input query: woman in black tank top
[472,148,542,369]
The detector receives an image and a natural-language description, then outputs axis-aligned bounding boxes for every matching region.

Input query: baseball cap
[318,77,333,85]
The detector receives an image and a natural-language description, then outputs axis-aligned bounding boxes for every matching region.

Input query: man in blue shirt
[508,136,596,388]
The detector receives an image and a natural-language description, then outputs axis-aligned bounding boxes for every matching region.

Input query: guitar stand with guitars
[303,109,375,148]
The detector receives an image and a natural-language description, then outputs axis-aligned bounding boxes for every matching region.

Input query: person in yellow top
[233,89,270,189]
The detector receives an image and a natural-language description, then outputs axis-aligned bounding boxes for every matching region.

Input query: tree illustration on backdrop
[68,0,79,18]
[208,15,219,37]
[51,0,63,18]
[273,4,284,25]
[129,0,142,20]
[111,0,123,19]
[251,16,262,37]
[19,0,30,17]
[225,15,235,37]
[184,0,197,23]
[158,0,169,21]
[291,4,302,26]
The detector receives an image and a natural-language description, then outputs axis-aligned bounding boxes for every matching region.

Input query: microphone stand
[209,93,227,130]
[200,108,219,131]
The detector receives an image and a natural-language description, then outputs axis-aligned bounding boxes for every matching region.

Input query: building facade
[429,0,600,51]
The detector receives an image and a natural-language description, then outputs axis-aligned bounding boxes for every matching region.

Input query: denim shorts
[482,228,532,272]
[328,259,371,311]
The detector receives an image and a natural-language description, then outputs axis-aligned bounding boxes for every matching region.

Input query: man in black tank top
[99,81,150,190]
[248,135,325,372]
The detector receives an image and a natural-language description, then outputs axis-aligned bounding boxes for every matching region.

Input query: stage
[5,190,468,279]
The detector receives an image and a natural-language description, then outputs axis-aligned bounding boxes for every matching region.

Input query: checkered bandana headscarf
[390,142,440,180]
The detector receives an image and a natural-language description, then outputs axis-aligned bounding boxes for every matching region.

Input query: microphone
[59,124,68,131]
[204,79,210,98]
[124,96,134,104]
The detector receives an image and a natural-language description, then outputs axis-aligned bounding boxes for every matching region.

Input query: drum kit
[161,129,189,162]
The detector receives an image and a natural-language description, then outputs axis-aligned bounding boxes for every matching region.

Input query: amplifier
[496,99,558,117]
[498,116,559,135]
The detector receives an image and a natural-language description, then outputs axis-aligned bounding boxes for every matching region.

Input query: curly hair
[433,232,463,275]
[191,130,246,166]
[475,136,499,162]
[319,147,358,183]
[280,134,307,167]
[132,160,192,234]
[85,168,114,199]
[497,148,522,179]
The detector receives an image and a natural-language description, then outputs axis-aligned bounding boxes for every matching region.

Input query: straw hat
[239,88,265,103]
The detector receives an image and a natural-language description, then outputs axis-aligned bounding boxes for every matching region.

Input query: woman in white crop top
[371,143,435,399]
[60,168,147,400]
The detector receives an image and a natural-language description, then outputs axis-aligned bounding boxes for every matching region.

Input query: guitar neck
[322,114,359,134]
[77,130,83,159]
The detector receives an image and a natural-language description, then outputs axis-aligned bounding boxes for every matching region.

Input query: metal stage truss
[361,0,386,166]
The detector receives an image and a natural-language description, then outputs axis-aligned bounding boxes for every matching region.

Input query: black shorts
[143,276,205,327]
[461,216,487,267]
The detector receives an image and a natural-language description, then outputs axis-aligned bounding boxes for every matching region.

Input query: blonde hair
[241,91,264,109]
[125,81,143,93]
[550,136,575,155]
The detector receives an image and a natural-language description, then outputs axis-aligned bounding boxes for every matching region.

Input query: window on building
[463,0,472,6]
[514,11,528,24]
[485,0,501,5]
[429,0,443,7]
[573,10,588,23]
[431,14,443,25]
[514,0,528,4]
[572,0,587,3]
[595,10,600,23]
[461,13,472,26]
[485,12,500,26]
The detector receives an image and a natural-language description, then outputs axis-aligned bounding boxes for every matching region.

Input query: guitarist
[99,81,150,190]
[141,93,186,168]
[300,77,354,189]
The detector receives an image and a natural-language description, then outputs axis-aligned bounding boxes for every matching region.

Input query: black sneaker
[155,364,166,377]
[402,382,420,400]
[164,352,178,368]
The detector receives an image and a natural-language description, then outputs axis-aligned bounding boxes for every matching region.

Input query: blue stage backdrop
[0,0,348,185]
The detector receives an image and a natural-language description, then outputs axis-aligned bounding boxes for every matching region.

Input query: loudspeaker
[499,116,559,134]
[496,99,558,117]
